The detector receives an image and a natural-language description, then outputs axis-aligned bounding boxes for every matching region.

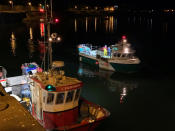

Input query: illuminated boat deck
[31,71,83,91]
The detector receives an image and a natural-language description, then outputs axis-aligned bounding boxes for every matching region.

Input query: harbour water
[0,12,175,131]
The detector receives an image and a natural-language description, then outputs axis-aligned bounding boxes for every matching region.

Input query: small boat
[21,62,42,75]
[78,36,141,73]
[28,61,110,131]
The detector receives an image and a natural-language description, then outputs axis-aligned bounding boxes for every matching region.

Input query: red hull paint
[57,121,101,131]
[32,100,109,131]
[43,107,79,129]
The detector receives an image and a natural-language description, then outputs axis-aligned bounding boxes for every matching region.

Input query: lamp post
[28,2,32,11]
[28,2,32,6]
[9,1,13,9]
[44,0,58,70]
[50,0,53,18]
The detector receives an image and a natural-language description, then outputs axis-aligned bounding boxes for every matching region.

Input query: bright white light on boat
[57,37,61,41]
[124,48,129,53]
[123,39,127,43]
[121,88,127,96]
[49,37,52,42]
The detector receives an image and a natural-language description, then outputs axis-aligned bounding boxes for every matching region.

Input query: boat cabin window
[74,89,81,101]
[130,54,136,59]
[127,54,133,58]
[116,53,121,57]
[47,93,54,104]
[121,54,126,57]
[113,53,120,58]
[66,90,74,103]
[56,93,65,104]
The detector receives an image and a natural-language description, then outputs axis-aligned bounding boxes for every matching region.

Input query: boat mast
[50,0,53,18]
[44,0,53,71]
[47,21,52,69]
[43,0,60,71]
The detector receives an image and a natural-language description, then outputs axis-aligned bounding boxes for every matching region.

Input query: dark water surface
[0,12,175,131]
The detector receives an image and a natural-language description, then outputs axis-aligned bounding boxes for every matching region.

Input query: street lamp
[28,2,32,11]
[28,2,32,6]
[49,33,61,43]
[45,0,53,18]
[9,1,13,9]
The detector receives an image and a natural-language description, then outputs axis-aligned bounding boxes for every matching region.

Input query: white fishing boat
[78,36,141,73]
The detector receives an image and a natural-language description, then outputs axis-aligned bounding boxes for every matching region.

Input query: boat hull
[32,97,110,131]
[110,62,140,73]
[79,54,99,67]
[58,120,101,131]
[79,54,140,73]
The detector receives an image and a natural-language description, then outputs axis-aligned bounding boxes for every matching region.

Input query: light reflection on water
[29,27,33,40]
[94,17,97,32]
[74,16,117,33]
[127,16,153,29]
[28,39,35,58]
[74,18,77,32]
[104,16,114,32]
[85,17,88,32]
[10,32,16,56]
[77,63,138,104]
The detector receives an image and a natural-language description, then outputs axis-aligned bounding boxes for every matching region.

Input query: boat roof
[113,49,135,54]
[111,42,136,54]
[31,71,83,92]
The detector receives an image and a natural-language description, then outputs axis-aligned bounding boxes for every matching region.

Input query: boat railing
[91,45,99,50]
[79,44,99,50]
[79,44,101,57]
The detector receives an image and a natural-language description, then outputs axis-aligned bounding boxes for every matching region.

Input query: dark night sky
[56,0,174,9]
[0,0,174,9]
[122,0,174,8]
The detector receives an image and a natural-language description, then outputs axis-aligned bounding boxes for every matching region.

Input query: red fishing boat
[26,1,110,129]
[29,61,110,131]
